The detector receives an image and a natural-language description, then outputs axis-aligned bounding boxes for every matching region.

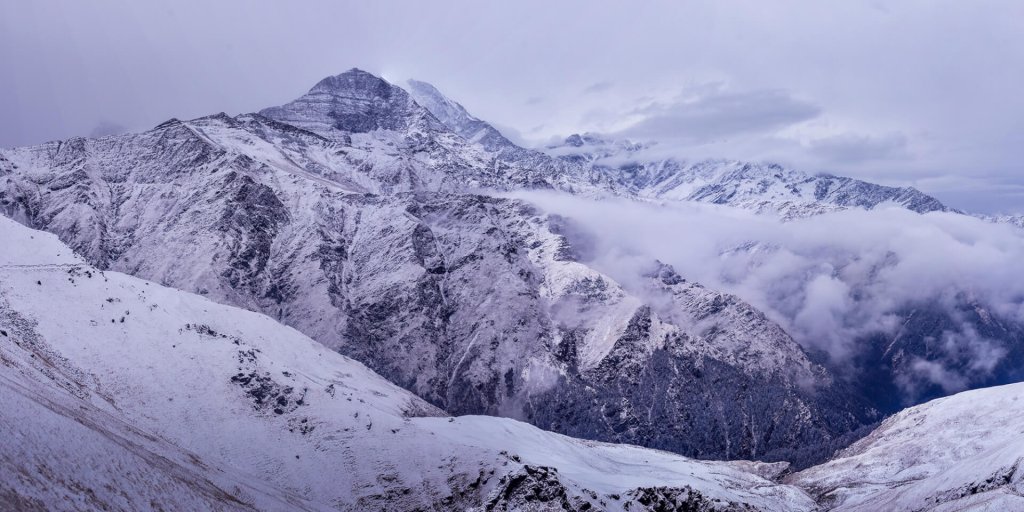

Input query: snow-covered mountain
[0,69,878,465]
[407,77,1024,416]
[981,213,1024,229]
[0,215,818,511]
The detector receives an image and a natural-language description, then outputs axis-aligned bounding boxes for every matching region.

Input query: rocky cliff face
[262,69,438,135]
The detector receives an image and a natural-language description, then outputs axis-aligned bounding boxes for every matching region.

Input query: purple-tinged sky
[1,0,1021,212]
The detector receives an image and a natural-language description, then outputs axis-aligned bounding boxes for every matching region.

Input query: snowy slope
[0,216,817,511]
[790,382,1024,511]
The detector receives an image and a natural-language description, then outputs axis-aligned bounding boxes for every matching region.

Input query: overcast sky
[1,0,1021,213]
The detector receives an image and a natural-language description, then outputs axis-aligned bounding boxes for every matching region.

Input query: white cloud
[510,191,1024,381]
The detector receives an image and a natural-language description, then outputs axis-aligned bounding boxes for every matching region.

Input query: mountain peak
[309,68,392,96]
[259,69,433,136]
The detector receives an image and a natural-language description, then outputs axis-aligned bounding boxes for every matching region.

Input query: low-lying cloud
[512,190,1024,395]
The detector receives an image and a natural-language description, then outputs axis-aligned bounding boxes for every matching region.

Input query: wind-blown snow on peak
[405,78,537,159]
[405,79,481,128]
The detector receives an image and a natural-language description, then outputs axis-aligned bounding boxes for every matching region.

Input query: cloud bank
[512,190,1024,395]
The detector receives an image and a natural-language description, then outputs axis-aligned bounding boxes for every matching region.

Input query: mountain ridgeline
[1,68,1020,468]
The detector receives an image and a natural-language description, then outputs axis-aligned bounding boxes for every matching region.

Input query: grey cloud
[902,358,969,395]
[618,88,821,143]
[582,81,613,94]
[809,133,908,163]
[896,323,1007,398]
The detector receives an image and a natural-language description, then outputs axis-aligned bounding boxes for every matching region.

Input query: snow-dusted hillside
[8,196,1024,511]
[790,382,1024,511]
[0,216,818,511]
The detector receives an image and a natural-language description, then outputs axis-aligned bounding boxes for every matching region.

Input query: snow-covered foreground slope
[790,382,1024,511]
[0,216,817,511]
